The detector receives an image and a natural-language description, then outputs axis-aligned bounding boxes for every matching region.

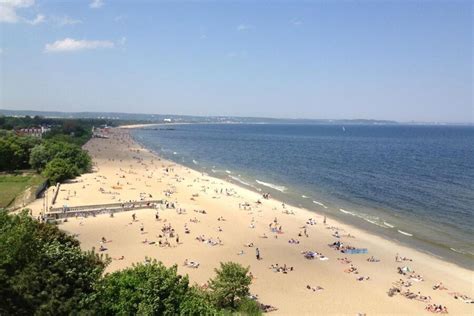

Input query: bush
[93,260,217,315]
[43,157,79,184]
[237,298,262,316]
[0,134,40,171]
[29,144,49,171]
[0,210,108,315]
[209,262,252,310]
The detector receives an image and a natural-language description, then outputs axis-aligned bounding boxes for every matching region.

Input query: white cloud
[26,13,44,25]
[56,15,82,26]
[89,0,104,9]
[118,36,126,46]
[0,0,45,25]
[291,20,303,26]
[114,15,124,22]
[236,24,253,31]
[44,38,115,53]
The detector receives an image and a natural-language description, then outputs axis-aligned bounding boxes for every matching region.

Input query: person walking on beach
[256,248,261,260]
[323,216,327,225]
[132,213,136,221]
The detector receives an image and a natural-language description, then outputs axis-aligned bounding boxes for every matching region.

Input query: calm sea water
[131,124,474,269]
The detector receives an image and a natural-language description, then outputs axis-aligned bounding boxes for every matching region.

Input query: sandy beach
[26,127,474,315]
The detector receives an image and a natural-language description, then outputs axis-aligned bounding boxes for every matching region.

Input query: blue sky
[1,0,472,123]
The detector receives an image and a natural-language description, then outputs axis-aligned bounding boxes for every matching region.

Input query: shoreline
[129,126,474,271]
[26,127,474,315]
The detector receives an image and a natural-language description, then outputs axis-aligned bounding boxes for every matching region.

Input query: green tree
[93,260,217,315]
[43,157,79,184]
[0,134,39,171]
[29,144,50,171]
[208,262,252,310]
[0,210,108,315]
[43,141,91,173]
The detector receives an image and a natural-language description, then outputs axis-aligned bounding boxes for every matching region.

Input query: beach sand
[26,128,473,315]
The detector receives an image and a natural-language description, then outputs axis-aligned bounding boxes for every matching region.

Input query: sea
[131,124,474,269]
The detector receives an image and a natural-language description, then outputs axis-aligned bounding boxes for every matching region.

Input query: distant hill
[0,109,398,125]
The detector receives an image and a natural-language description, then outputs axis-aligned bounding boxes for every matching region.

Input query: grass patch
[0,173,46,208]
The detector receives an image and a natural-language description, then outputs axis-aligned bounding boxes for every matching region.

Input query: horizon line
[0,108,473,126]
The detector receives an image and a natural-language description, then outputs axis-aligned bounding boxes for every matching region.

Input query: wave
[192,160,198,165]
[211,169,217,173]
[301,195,309,199]
[229,175,251,187]
[339,209,385,228]
[256,180,287,192]
[173,152,178,155]
[225,170,232,174]
[364,218,386,228]
[398,230,413,237]
[339,208,356,216]
[383,221,395,228]
[313,200,328,208]
[450,248,468,255]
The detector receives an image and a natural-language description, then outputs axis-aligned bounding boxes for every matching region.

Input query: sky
[0,0,472,123]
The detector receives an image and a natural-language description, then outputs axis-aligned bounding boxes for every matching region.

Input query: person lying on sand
[448,292,474,303]
[337,257,352,264]
[432,282,448,290]
[306,284,324,292]
[306,218,316,225]
[260,304,278,312]
[184,259,200,268]
[341,233,355,238]
[344,264,358,274]
[113,255,125,260]
[270,264,294,273]
[393,279,412,288]
[356,276,370,281]
[425,304,448,314]
[367,256,380,262]
[395,253,413,262]
[408,273,424,282]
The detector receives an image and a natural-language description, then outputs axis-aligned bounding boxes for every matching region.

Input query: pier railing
[46,199,164,219]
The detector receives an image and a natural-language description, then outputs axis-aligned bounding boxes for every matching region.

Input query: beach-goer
[256,248,261,260]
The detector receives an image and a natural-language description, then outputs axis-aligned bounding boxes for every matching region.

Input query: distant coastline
[3,108,472,126]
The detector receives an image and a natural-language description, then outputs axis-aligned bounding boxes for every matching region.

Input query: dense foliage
[0,134,40,171]
[0,116,97,183]
[209,262,253,310]
[92,260,218,315]
[0,210,108,315]
[0,116,114,146]
[0,211,262,315]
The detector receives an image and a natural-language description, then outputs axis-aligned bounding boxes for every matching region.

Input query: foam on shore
[256,180,287,192]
